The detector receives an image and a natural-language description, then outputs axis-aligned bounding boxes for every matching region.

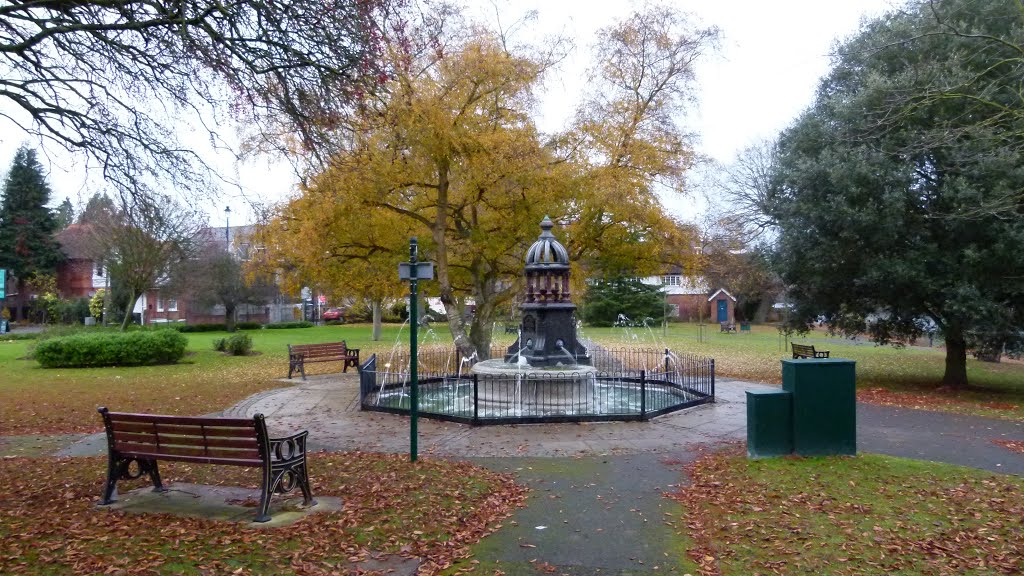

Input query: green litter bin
[782,358,857,456]
[746,390,793,458]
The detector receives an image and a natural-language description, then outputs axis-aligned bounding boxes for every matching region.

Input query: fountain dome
[524,216,570,267]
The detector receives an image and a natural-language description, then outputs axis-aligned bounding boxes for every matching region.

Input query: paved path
[61,373,1024,474]
[218,375,765,458]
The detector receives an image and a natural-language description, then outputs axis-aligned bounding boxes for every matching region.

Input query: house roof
[707,288,737,302]
[55,223,96,260]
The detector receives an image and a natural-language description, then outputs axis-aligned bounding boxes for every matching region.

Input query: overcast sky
[0,0,897,228]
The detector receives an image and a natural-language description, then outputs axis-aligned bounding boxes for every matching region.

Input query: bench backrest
[289,341,349,358]
[791,343,816,358]
[98,408,268,467]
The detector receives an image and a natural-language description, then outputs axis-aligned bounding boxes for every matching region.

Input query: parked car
[322,307,344,322]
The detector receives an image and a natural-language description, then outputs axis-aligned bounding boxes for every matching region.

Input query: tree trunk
[14,278,26,322]
[753,298,771,323]
[432,158,476,359]
[371,299,382,341]
[469,300,495,360]
[225,303,236,332]
[942,326,968,389]
[121,291,137,331]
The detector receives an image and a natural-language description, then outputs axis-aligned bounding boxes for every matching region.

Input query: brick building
[641,270,736,324]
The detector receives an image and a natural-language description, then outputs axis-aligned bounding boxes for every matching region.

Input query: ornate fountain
[505,215,590,367]
[359,216,717,424]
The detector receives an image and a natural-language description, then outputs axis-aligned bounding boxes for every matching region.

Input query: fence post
[664,348,669,376]
[640,369,646,420]
[473,373,479,424]
[710,359,716,401]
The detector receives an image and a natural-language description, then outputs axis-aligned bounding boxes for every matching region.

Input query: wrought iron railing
[359,345,715,425]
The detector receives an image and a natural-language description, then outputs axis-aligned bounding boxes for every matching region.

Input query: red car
[322,307,344,322]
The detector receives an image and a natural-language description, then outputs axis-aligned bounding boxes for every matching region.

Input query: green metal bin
[746,390,793,458]
[781,358,857,456]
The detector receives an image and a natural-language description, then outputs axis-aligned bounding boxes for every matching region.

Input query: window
[95,262,103,277]
[661,275,681,286]
[156,295,177,312]
[668,304,680,317]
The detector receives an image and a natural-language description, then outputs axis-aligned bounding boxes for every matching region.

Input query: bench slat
[107,421,258,438]
[114,450,262,467]
[112,430,259,450]
[106,412,255,428]
[114,441,261,461]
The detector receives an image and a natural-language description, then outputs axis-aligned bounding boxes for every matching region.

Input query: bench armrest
[269,430,309,461]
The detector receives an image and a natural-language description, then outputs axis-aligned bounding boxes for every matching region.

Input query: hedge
[172,323,226,333]
[34,330,188,368]
[0,333,39,342]
[264,321,313,329]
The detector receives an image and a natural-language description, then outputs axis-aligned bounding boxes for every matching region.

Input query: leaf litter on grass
[0,451,527,575]
[669,443,1024,576]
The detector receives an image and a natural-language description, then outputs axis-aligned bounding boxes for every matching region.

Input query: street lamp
[224,206,231,251]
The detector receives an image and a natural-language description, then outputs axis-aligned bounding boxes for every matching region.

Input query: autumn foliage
[252,5,715,359]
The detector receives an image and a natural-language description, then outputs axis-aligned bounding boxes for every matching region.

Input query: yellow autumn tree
[564,5,717,280]
[255,5,716,358]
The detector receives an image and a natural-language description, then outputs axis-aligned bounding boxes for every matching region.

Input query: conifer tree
[0,147,64,320]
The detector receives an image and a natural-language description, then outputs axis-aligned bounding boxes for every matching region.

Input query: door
[717,299,728,322]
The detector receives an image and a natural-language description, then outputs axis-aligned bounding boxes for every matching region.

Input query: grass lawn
[0,452,526,575]
[671,445,1024,575]
[576,324,1024,421]
[1,321,1022,436]
[0,324,418,435]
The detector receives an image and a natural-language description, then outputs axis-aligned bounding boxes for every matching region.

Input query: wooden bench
[791,343,830,359]
[97,408,315,523]
[720,322,737,333]
[288,341,359,380]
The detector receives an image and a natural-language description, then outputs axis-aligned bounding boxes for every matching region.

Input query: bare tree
[709,138,779,241]
[0,1,395,200]
[172,242,276,332]
[91,195,204,329]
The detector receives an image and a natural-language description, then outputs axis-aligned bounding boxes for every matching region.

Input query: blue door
[717,299,728,322]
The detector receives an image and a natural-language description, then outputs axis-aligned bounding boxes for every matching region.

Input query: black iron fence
[359,346,715,425]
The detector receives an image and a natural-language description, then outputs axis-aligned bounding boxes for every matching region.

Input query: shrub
[324,320,345,326]
[212,337,228,352]
[345,301,374,323]
[173,323,227,333]
[264,321,313,329]
[34,330,187,368]
[54,297,91,324]
[89,289,105,320]
[235,321,263,330]
[224,334,253,356]
[0,333,38,342]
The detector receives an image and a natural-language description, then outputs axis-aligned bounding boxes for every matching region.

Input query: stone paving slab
[214,374,773,458]
[98,482,342,527]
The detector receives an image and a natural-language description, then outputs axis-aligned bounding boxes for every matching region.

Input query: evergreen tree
[53,197,74,230]
[581,278,666,328]
[768,0,1024,388]
[0,146,64,320]
[77,193,117,225]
